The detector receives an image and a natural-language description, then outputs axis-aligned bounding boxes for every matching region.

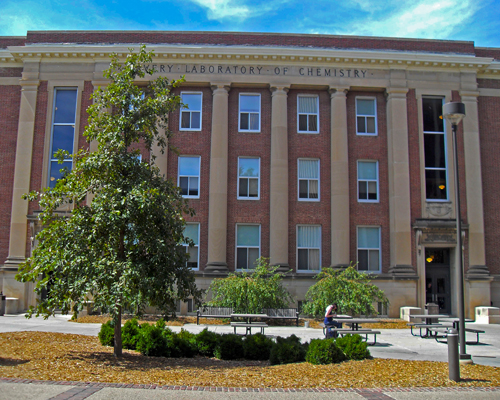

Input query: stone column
[269,85,289,270]
[386,87,415,277]
[205,83,230,273]
[329,87,350,268]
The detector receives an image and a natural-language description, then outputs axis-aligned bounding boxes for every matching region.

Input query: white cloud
[188,0,252,20]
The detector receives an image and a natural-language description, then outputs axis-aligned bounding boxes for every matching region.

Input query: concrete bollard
[447,328,460,381]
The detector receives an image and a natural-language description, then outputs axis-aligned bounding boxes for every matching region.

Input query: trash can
[0,292,6,316]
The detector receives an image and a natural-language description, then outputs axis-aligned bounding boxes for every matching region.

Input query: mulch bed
[0,332,498,388]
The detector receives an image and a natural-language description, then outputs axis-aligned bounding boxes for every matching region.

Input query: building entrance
[425,248,451,314]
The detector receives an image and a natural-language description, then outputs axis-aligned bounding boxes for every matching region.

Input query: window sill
[356,133,378,136]
[237,197,260,201]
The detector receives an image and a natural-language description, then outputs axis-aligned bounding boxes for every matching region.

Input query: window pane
[357,116,366,133]
[369,250,380,271]
[240,113,249,130]
[366,117,376,133]
[297,226,321,247]
[49,161,70,188]
[358,249,368,270]
[249,113,259,130]
[179,157,200,175]
[309,249,320,270]
[298,115,308,131]
[182,93,201,111]
[179,177,189,195]
[239,178,248,197]
[54,90,77,123]
[184,224,199,245]
[237,248,248,269]
[423,98,444,132]
[51,125,75,155]
[309,180,318,199]
[298,159,319,179]
[181,112,190,128]
[240,95,260,112]
[187,247,198,268]
[249,178,258,197]
[357,99,375,116]
[425,169,447,200]
[239,158,259,177]
[368,181,377,200]
[358,161,376,180]
[298,249,308,270]
[189,177,199,196]
[309,115,318,131]
[359,181,367,199]
[299,180,308,198]
[298,96,318,113]
[191,112,201,129]
[248,248,259,269]
[358,227,380,248]
[424,134,446,168]
[237,225,259,246]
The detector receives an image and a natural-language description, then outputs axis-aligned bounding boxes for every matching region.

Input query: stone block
[5,297,19,314]
[475,306,500,324]
[400,306,422,322]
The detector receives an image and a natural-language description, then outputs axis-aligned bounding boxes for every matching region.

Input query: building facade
[1,31,499,317]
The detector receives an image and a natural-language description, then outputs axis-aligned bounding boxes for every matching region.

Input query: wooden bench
[230,322,268,335]
[196,307,233,325]
[261,308,300,327]
[427,327,485,345]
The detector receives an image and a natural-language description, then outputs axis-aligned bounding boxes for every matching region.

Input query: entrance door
[425,249,451,314]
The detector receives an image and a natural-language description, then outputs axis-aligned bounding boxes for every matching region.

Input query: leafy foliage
[243,333,274,360]
[269,334,308,365]
[305,338,346,365]
[301,265,388,317]
[167,329,197,358]
[98,320,115,347]
[335,334,372,360]
[214,334,244,360]
[206,258,293,313]
[194,328,221,357]
[122,318,140,350]
[16,46,202,357]
[136,323,169,357]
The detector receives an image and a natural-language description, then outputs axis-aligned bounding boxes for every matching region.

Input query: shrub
[306,338,346,365]
[243,333,274,360]
[269,334,307,365]
[214,334,244,360]
[335,334,372,360]
[194,328,221,357]
[122,318,140,350]
[98,320,114,347]
[136,323,168,357]
[167,329,197,358]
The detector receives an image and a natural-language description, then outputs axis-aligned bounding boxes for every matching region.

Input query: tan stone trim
[479,88,500,97]
[0,77,20,85]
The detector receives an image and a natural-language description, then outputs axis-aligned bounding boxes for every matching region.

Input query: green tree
[16,46,202,357]
[206,258,293,313]
[301,264,388,317]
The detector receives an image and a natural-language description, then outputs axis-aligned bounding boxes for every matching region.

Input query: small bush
[335,334,372,360]
[194,328,221,357]
[243,333,274,360]
[214,334,244,360]
[269,334,307,365]
[122,318,140,350]
[306,338,346,365]
[98,320,114,347]
[167,329,197,358]
[136,323,168,357]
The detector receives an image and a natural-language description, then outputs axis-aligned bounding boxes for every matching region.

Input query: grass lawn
[1,332,499,389]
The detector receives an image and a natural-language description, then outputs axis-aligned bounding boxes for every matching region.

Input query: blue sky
[1,0,499,48]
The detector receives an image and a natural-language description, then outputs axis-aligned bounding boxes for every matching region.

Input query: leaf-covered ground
[0,332,498,388]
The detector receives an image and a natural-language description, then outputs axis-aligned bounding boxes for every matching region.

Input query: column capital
[211,82,231,94]
[329,86,349,98]
[270,85,289,95]
[459,90,480,102]
[19,79,40,90]
[385,87,409,100]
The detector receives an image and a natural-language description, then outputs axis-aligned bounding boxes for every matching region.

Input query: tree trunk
[114,305,122,357]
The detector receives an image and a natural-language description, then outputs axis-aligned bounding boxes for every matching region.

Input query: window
[236,224,260,269]
[357,161,379,202]
[422,97,447,200]
[356,97,377,135]
[298,159,319,200]
[238,157,260,199]
[239,94,260,132]
[183,223,199,270]
[297,95,319,133]
[178,156,200,198]
[297,225,321,271]
[357,227,381,272]
[49,88,78,188]
[180,92,202,131]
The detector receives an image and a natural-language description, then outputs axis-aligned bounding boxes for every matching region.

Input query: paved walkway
[1,314,499,399]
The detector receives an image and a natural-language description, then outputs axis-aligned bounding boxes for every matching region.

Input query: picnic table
[322,317,381,345]
[230,313,268,335]
[408,314,449,338]
[332,317,380,330]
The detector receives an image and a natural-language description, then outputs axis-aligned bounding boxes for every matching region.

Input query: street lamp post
[442,102,472,365]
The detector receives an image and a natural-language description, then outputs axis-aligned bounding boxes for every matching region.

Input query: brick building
[1,31,499,317]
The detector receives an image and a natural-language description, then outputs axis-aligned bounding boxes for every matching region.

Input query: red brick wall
[24,31,475,55]
[475,48,500,61]
[0,68,22,78]
[167,86,213,271]
[287,89,331,271]
[227,87,271,271]
[0,37,25,49]
[0,85,21,262]
[477,79,500,89]
[478,96,500,274]
[347,91,390,273]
